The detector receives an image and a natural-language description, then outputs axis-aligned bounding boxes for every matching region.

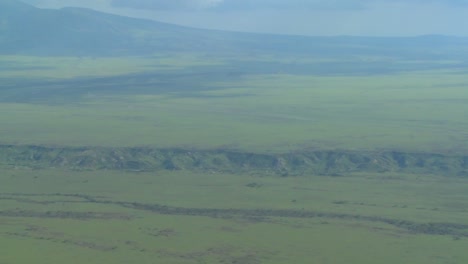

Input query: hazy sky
[21,0,468,36]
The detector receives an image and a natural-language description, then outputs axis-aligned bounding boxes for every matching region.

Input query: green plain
[1,168,468,264]
[1,54,468,153]
[1,53,468,263]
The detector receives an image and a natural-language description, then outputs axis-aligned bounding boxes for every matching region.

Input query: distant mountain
[2,0,468,57]
[0,0,228,55]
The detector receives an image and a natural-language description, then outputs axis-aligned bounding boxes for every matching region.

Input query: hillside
[2,0,468,57]
[1,145,467,176]
[0,0,220,55]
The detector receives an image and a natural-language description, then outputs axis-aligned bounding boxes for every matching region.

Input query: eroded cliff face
[1,145,466,176]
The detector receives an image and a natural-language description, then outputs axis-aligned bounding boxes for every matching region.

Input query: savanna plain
[1,52,468,264]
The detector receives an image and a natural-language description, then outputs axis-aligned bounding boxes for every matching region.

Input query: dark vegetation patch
[0,67,246,103]
[2,192,467,238]
[0,209,132,220]
[1,58,466,104]
[245,182,263,188]
[3,229,118,251]
[0,192,103,205]
[155,246,269,264]
[0,64,54,71]
[117,201,468,237]
[140,227,177,238]
[1,145,467,176]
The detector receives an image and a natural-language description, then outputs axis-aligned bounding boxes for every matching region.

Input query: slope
[2,0,468,57]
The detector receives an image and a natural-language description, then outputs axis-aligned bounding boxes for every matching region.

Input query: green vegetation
[1,2,468,263]
[1,54,468,262]
[1,57,468,153]
[1,145,467,176]
[1,168,468,264]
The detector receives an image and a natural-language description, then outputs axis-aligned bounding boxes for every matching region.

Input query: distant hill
[0,0,227,55]
[2,0,468,57]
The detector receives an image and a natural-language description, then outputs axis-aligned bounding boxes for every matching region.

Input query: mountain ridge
[2,0,468,56]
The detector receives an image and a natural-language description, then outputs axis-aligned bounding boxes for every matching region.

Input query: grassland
[1,52,468,263]
[1,168,468,264]
[1,54,468,153]
[3,3,468,262]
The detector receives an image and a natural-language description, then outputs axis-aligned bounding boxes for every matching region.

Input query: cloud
[21,0,112,10]
[109,0,366,11]
[211,0,366,11]
[111,0,224,10]
[108,0,468,12]
[22,0,468,12]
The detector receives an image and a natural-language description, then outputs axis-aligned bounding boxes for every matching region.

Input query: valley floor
[1,53,468,263]
[1,167,468,263]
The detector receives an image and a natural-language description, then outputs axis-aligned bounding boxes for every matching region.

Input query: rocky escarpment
[0,145,467,176]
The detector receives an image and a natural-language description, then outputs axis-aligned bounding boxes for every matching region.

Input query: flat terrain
[1,54,468,153]
[1,168,468,264]
[1,51,468,263]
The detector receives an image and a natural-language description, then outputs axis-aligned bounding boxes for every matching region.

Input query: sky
[20,0,468,36]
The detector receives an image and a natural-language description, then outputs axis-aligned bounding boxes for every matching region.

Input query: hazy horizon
[18,0,468,37]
